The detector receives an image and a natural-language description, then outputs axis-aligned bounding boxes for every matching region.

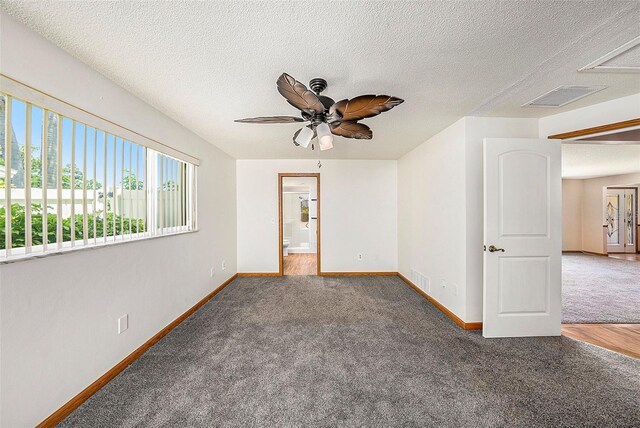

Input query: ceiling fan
[235,73,404,150]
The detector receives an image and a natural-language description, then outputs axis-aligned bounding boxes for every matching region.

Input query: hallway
[283,253,317,276]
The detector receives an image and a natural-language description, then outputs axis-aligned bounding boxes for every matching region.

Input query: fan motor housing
[309,78,328,94]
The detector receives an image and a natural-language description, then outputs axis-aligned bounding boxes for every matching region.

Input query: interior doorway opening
[552,119,640,358]
[278,173,320,276]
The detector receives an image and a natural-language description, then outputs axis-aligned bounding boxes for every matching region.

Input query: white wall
[561,174,640,254]
[562,180,584,251]
[398,118,468,318]
[538,93,640,138]
[237,160,397,273]
[0,14,237,427]
[398,117,538,323]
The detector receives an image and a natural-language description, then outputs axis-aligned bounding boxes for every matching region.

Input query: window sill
[0,229,199,265]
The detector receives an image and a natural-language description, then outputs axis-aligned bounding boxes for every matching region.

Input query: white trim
[4,95,12,255]
[0,74,200,165]
[0,228,198,265]
[579,36,640,73]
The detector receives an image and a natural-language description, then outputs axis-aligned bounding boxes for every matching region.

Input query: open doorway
[278,173,320,276]
[552,119,640,358]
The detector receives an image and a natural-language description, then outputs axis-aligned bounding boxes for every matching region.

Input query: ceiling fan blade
[331,121,373,139]
[234,116,305,124]
[329,95,404,122]
[277,73,325,114]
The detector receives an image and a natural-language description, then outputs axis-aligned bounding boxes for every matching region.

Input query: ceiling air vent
[522,85,607,108]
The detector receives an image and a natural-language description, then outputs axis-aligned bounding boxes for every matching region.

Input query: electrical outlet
[222,260,226,270]
[118,314,128,334]
[357,253,363,261]
[210,267,215,277]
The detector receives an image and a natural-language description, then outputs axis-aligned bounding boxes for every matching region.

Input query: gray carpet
[563,254,640,324]
[61,275,640,427]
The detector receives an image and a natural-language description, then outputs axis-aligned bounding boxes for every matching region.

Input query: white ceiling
[1,1,639,159]
[562,144,640,179]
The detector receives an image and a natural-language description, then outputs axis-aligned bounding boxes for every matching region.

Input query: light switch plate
[118,314,128,334]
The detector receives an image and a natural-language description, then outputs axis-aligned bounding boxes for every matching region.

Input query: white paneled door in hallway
[483,138,562,338]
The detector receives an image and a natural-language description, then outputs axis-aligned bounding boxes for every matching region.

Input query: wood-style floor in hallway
[283,253,317,275]
[608,253,640,262]
[562,324,640,359]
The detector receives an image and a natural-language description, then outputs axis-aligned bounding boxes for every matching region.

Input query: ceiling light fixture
[316,122,334,150]
[294,126,314,148]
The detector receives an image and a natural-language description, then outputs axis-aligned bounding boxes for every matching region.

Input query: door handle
[488,245,505,253]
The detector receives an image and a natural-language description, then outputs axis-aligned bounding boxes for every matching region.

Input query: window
[0,90,197,261]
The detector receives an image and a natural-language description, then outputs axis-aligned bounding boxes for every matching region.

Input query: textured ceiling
[562,144,640,179]
[1,1,639,159]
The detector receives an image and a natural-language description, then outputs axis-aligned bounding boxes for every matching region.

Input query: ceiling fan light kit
[294,126,314,148]
[235,73,404,151]
[316,122,334,150]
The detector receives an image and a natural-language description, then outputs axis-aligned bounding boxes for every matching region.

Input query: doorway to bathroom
[278,173,320,276]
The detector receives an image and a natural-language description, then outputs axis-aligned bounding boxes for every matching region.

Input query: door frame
[606,186,639,254]
[548,119,640,256]
[278,173,321,276]
[547,117,640,140]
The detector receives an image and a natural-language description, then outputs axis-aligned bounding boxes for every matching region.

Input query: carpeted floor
[563,253,640,324]
[61,275,640,427]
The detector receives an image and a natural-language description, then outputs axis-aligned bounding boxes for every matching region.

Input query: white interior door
[483,138,562,338]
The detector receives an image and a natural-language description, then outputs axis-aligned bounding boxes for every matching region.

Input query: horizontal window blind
[0,90,198,261]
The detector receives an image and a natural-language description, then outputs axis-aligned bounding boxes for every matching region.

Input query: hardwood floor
[562,324,640,359]
[608,253,640,262]
[283,253,317,276]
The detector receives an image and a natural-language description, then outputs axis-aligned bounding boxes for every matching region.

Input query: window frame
[0,75,199,263]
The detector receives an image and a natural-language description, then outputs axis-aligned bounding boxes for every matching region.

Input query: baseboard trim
[320,271,398,277]
[238,271,398,277]
[37,273,239,427]
[397,273,482,331]
[237,272,281,277]
[582,251,607,256]
[563,250,607,256]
